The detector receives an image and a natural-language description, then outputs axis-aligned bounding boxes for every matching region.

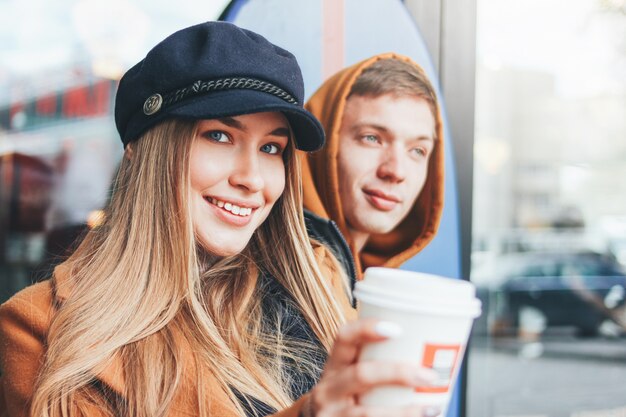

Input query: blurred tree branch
[599,0,626,15]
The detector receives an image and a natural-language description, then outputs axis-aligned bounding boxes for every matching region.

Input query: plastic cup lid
[355,267,481,313]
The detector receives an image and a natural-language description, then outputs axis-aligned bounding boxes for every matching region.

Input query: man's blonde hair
[350,58,440,136]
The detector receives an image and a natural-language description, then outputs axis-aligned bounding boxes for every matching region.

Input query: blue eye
[362,135,380,144]
[411,147,427,157]
[206,131,229,143]
[260,143,281,155]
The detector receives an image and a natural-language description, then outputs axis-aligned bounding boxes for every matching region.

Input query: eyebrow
[217,117,290,138]
[270,127,291,137]
[352,123,389,133]
[415,135,435,143]
[218,117,245,130]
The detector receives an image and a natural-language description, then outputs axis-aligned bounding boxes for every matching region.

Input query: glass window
[469,0,626,416]
[0,1,229,303]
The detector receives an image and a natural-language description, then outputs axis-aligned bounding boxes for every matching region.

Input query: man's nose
[229,150,264,192]
[377,145,407,183]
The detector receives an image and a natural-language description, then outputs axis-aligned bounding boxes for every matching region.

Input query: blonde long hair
[31,119,346,417]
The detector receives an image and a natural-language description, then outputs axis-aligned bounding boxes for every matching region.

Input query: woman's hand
[306,319,442,417]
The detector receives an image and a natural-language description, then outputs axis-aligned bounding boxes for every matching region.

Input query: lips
[363,189,401,211]
[204,196,260,226]
[206,197,255,216]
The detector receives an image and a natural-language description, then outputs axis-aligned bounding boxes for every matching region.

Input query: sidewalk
[478,333,626,362]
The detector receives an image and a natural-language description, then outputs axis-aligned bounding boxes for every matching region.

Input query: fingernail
[374,321,403,338]
[414,369,437,385]
[423,406,442,417]
[420,368,440,384]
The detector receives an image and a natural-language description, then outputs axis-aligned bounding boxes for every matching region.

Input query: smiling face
[337,93,436,251]
[189,112,289,257]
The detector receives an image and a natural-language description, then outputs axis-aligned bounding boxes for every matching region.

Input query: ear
[124,144,134,160]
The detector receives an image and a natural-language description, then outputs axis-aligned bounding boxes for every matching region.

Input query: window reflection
[0,0,229,303]
[469,0,626,416]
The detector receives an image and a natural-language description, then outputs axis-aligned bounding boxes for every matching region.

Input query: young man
[301,53,444,282]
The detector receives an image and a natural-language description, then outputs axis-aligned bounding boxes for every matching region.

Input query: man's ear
[124,144,134,160]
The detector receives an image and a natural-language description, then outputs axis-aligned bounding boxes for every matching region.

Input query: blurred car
[476,250,626,336]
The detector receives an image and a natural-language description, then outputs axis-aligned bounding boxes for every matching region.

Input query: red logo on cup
[415,344,461,393]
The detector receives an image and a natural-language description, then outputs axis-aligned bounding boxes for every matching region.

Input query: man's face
[337,94,436,239]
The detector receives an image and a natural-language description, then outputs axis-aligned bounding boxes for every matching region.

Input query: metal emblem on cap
[143,94,163,115]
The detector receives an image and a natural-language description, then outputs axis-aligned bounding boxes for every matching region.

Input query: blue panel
[219,0,249,21]
[342,0,462,282]
[224,0,324,97]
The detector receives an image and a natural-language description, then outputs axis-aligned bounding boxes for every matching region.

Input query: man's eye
[362,135,380,144]
[206,131,229,143]
[411,147,428,157]
[260,143,281,155]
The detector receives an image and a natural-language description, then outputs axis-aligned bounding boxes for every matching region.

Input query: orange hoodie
[301,53,445,277]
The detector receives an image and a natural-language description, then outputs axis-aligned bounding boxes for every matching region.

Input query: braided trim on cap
[161,77,298,109]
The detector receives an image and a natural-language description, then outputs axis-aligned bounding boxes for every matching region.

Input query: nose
[377,145,406,183]
[229,149,264,192]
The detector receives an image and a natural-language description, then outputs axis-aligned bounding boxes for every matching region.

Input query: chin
[208,248,240,257]
[213,243,249,257]
[356,217,399,235]
[197,235,251,258]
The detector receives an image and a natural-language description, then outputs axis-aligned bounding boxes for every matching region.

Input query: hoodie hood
[301,53,445,276]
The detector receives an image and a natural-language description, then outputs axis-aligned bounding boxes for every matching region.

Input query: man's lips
[363,189,401,211]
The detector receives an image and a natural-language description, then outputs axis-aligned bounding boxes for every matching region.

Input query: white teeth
[208,198,253,217]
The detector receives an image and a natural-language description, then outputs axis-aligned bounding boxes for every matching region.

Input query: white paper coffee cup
[354,267,481,416]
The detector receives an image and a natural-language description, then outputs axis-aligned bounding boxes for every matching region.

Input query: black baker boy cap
[114,21,324,151]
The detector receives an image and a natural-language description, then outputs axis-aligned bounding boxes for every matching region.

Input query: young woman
[0,22,439,417]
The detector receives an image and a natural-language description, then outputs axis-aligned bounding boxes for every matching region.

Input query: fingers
[320,361,437,399]
[313,319,443,417]
[325,319,402,370]
[320,403,442,417]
